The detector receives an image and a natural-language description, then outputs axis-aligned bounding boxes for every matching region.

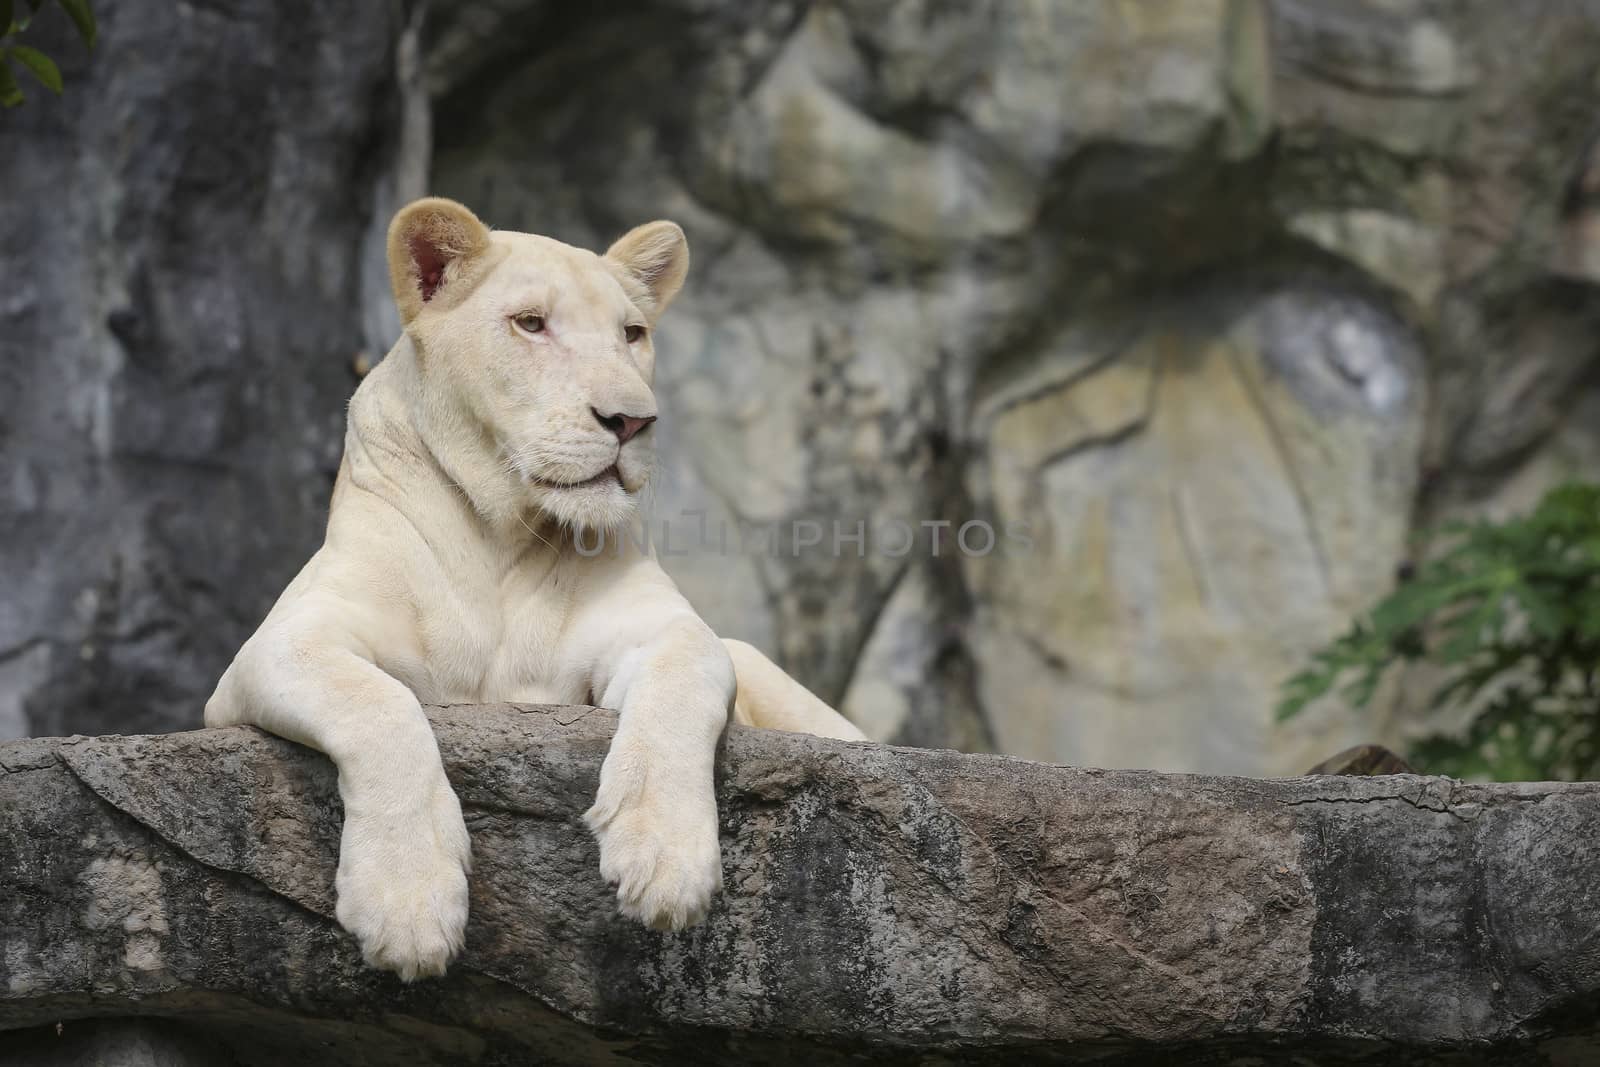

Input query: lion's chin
[530,480,639,538]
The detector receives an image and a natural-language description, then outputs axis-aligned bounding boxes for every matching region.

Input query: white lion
[205,198,866,980]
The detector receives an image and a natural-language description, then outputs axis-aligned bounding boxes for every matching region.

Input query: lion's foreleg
[206,622,471,979]
[582,616,731,929]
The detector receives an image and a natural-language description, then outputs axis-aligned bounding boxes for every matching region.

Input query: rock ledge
[2,705,1597,1065]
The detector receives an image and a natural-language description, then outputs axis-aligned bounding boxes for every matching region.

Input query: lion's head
[385,197,687,532]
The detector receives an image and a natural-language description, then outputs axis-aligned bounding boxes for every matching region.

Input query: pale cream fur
[205,198,867,981]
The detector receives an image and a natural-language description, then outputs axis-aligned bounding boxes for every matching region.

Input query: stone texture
[0,1,426,741]
[429,0,1600,774]
[3,705,1599,1064]
[5,1,1600,778]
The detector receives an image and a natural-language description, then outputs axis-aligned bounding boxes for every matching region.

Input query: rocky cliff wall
[3,1,1599,775]
[430,0,1600,773]
[0,0,427,738]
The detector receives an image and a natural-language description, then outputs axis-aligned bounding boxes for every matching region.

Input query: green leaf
[0,0,13,37]
[0,55,22,106]
[9,43,58,92]
[1580,605,1600,643]
[54,0,92,48]
[1278,480,1600,782]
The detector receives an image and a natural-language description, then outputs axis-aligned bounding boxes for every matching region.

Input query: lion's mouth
[534,464,621,491]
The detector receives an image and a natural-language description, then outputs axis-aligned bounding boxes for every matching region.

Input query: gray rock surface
[5,1,1600,777]
[0,0,426,741]
[3,705,1599,1064]
[428,0,1600,774]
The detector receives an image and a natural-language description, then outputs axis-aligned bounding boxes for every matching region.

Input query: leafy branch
[1279,482,1600,781]
[1,0,95,108]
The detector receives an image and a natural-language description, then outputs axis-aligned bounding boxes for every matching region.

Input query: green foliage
[1279,483,1600,781]
[1,0,95,108]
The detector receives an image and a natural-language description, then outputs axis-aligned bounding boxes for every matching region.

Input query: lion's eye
[514,312,545,334]
[624,323,646,344]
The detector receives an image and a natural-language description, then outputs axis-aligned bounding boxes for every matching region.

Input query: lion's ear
[605,221,689,319]
[387,197,493,325]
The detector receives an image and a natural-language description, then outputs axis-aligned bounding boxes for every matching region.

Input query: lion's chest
[403,554,587,706]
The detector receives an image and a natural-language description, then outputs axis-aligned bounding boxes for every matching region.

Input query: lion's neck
[346,337,566,556]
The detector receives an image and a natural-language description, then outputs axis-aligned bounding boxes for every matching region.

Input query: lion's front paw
[335,779,472,980]
[583,760,722,931]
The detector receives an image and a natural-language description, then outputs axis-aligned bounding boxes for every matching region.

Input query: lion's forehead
[482,232,634,317]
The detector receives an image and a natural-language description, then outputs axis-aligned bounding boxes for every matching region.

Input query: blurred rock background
[2,0,1597,775]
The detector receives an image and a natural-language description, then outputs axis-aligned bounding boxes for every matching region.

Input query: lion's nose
[592,408,656,445]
